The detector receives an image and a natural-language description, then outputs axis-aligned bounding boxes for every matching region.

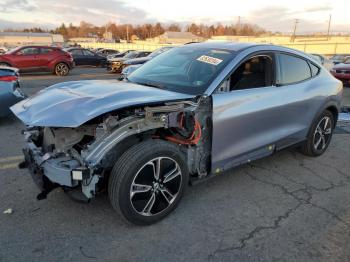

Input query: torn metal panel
[82,102,196,167]
[10,80,194,128]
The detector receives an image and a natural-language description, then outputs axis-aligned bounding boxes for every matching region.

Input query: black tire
[108,140,189,225]
[300,110,334,157]
[54,62,69,76]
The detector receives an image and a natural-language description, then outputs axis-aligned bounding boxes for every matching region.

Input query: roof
[161,31,201,39]
[178,41,260,51]
[0,32,52,37]
[180,42,313,61]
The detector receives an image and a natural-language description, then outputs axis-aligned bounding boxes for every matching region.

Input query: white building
[0,32,64,47]
[148,31,204,44]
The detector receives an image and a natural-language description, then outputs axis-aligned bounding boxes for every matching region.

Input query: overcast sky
[0,0,349,33]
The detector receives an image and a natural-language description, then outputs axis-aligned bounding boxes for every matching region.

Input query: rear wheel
[108,140,188,225]
[54,63,69,76]
[300,110,334,156]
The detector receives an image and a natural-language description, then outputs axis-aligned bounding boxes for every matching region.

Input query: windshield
[128,46,235,95]
[5,46,22,54]
[331,55,346,60]
[124,51,138,59]
[344,58,350,64]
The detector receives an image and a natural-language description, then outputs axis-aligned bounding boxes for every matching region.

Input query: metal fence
[282,43,350,55]
[79,41,350,55]
[79,42,178,52]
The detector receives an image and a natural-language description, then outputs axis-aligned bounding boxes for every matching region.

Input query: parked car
[120,64,142,80]
[107,51,151,73]
[11,43,342,225]
[0,46,74,76]
[97,48,119,57]
[310,53,334,71]
[329,54,350,65]
[65,47,107,67]
[120,47,174,80]
[106,50,135,60]
[0,47,8,54]
[0,66,26,117]
[331,57,350,85]
[123,47,173,68]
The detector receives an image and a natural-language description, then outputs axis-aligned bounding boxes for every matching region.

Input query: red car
[0,46,74,76]
[331,57,350,85]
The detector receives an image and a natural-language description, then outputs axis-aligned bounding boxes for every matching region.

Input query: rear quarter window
[40,48,54,54]
[309,63,320,76]
[278,53,312,85]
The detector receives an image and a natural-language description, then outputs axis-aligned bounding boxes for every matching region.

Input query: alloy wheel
[55,63,69,76]
[313,116,332,151]
[129,157,182,216]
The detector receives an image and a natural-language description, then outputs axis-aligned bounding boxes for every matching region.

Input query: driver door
[14,47,40,70]
[211,53,281,172]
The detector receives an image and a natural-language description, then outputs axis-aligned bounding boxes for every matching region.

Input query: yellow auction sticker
[196,55,223,66]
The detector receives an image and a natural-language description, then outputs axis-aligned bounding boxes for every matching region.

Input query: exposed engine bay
[21,96,212,200]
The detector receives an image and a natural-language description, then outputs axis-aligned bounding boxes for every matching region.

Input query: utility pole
[291,19,299,43]
[126,25,129,43]
[237,16,241,35]
[327,14,332,40]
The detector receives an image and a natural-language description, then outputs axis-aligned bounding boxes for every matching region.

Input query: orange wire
[165,119,202,145]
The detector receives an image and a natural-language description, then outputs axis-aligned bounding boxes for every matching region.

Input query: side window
[40,48,53,54]
[278,54,311,85]
[17,47,39,55]
[219,54,274,92]
[70,49,83,56]
[83,50,94,56]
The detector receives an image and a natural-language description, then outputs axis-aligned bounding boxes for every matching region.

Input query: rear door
[37,47,55,69]
[70,49,85,66]
[82,49,100,66]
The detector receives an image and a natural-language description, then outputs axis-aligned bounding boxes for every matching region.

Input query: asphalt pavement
[0,67,350,262]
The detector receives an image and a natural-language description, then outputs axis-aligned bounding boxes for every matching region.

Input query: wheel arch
[0,61,13,67]
[325,105,339,128]
[305,100,340,139]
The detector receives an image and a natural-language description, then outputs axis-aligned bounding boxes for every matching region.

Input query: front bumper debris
[21,138,98,200]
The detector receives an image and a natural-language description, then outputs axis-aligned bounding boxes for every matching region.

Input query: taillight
[0,75,18,82]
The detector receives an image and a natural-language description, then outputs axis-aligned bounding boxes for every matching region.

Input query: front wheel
[300,110,334,156]
[54,63,69,76]
[108,140,189,225]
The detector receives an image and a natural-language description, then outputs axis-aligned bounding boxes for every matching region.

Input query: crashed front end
[18,99,211,201]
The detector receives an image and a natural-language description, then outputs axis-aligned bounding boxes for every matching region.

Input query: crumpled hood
[11,80,194,127]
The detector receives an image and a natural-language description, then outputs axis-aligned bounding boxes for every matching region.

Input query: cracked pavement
[0,68,350,262]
